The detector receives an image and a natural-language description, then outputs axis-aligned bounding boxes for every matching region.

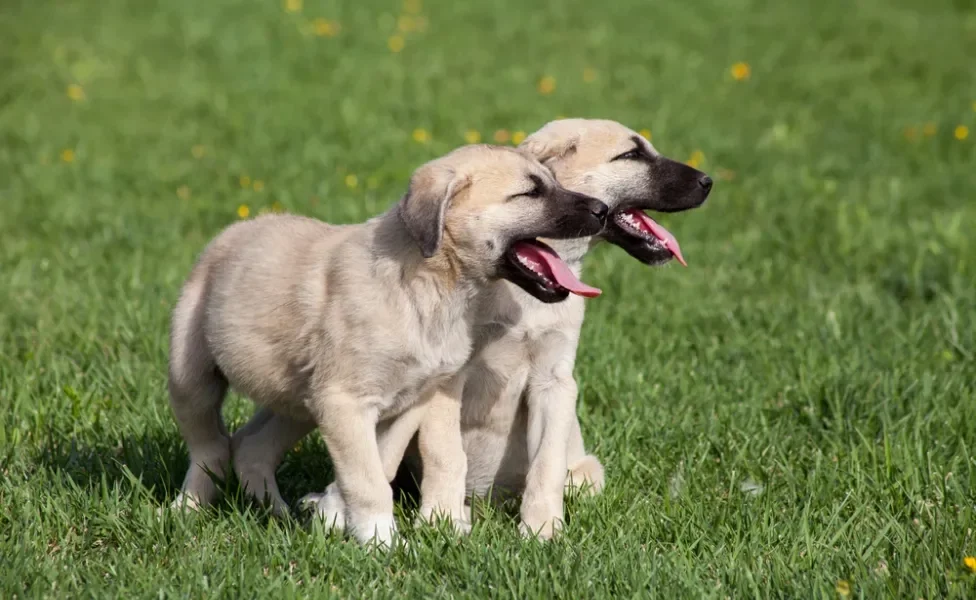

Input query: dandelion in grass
[177,185,191,200]
[537,75,556,95]
[493,129,511,144]
[511,130,526,145]
[271,201,284,213]
[954,125,969,141]
[345,174,358,189]
[730,62,751,81]
[922,122,937,137]
[388,35,405,53]
[639,128,652,141]
[464,130,481,144]
[253,180,265,192]
[67,84,85,101]
[237,204,250,219]
[687,150,705,169]
[412,128,430,143]
[964,556,976,572]
[60,149,75,163]
[285,0,302,13]
[240,175,251,188]
[582,67,597,83]
[835,580,851,597]
[313,18,339,37]
[191,144,206,159]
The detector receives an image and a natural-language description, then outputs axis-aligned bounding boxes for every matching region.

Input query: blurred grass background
[1,0,975,597]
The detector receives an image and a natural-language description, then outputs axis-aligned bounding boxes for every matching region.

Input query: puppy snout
[587,198,609,224]
[698,174,713,196]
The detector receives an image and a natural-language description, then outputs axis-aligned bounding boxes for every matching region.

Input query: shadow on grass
[31,424,425,517]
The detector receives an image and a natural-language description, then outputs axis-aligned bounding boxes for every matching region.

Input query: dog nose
[698,174,713,195]
[587,199,609,222]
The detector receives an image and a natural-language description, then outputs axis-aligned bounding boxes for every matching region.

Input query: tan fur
[260,119,674,539]
[167,144,603,546]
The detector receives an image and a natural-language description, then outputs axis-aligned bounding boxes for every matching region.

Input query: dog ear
[518,131,579,165]
[398,161,469,258]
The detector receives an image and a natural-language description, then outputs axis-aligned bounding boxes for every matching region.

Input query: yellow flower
[345,174,359,188]
[730,62,751,81]
[903,126,918,141]
[964,556,976,572]
[922,122,937,137]
[313,18,339,37]
[639,128,652,141]
[464,130,481,144]
[403,0,422,14]
[253,180,265,192]
[237,204,250,219]
[511,130,526,145]
[388,35,405,53]
[835,580,850,597]
[412,128,430,143]
[271,201,284,213]
[398,15,416,33]
[191,144,206,159]
[493,129,511,143]
[239,175,251,189]
[686,150,705,169]
[60,149,75,163]
[67,84,85,101]
[954,125,969,141]
[177,185,191,200]
[284,0,302,13]
[537,75,556,95]
[582,67,597,83]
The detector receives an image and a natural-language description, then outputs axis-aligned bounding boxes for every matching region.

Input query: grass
[1,0,975,596]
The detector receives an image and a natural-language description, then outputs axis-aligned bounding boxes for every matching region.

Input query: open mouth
[501,239,602,303]
[609,208,686,266]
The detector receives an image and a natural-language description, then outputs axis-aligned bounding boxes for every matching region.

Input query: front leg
[313,388,397,547]
[302,402,428,529]
[416,376,470,533]
[520,358,578,540]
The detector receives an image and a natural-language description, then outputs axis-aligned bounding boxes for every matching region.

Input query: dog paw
[565,454,605,496]
[350,514,398,549]
[168,492,203,513]
[518,517,562,540]
[300,487,346,531]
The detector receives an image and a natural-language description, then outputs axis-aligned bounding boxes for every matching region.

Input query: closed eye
[511,174,545,199]
[612,146,644,162]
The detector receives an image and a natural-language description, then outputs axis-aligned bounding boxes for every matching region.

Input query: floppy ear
[398,161,468,258]
[518,131,579,165]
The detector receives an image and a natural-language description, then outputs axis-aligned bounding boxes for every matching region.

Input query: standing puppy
[235,120,710,538]
[167,144,608,545]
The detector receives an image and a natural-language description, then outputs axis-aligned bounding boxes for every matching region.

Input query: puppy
[167,144,608,545]
[244,120,710,539]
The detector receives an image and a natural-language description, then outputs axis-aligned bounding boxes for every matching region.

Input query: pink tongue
[627,209,687,266]
[513,241,602,298]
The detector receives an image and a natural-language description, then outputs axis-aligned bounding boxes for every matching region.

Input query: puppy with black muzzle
[166,144,608,546]
[238,119,710,539]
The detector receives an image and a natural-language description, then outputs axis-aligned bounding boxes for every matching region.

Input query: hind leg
[168,278,231,510]
[232,407,315,515]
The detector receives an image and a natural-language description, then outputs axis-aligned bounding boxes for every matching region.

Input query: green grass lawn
[2,0,975,596]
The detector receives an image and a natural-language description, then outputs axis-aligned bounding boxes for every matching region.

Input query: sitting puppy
[239,120,711,539]
[166,144,608,545]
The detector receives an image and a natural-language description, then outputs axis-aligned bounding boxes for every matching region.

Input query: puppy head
[520,119,712,266]
[399,145,608,302]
